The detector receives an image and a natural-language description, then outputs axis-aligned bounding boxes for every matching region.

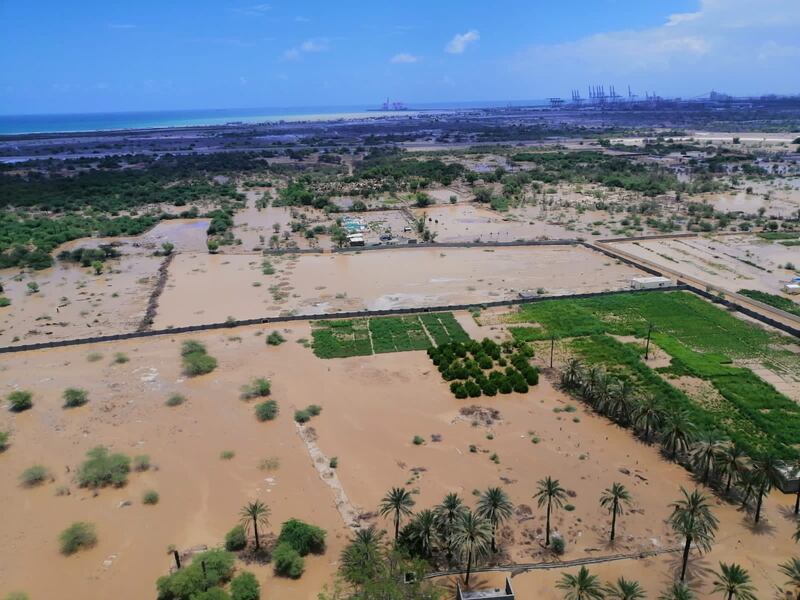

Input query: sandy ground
[1,317,797,599]
[610,235,800,297]
[153,245,642,328]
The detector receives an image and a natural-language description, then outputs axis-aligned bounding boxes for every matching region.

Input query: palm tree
[794,521,800,543]
[599,482,632,542]
[476,487,514,553]
[607,378,636,425]
[603,577,646,600]
[669,487,719,581]
[750,454,782,523]
[340,525,385,585]
[239,500,270,551]
[592,372,614,414]
[407,509,439,559]
[581,365,605,405]
[658,582,696,600]
[631,393,664,442]
[661,408,696,461]
[556,566,604,600]
[451,510,492,588]
[534,476,567,546]
[690,435,722,484]
[793,459,800,515]
[434,492,467,568]
[379,486,415,541]
[715,443,748,495]
[780,557,800,600]
[561,358,585,390]
[738,468,757,508]
[711,562,756,600]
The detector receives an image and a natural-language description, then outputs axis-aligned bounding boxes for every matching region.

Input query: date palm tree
[599,482,632,542]
[750,454,782,523]
[658,582,696,600]
[631,393,664,443]
[556,566,604,600]
[581,365,605,406]
[780,557,800,600]
[792,459,800,515]
[715,443,748,496]
[591,372,613,414]
[535,476,567,546]
[669,487,719,581]
[738,468,757,509]
[711,562,756,600]
[379,486,415,541]
[690,435,722,484]
[661,408,696,461]
[607,378,636,425]
[452,510,492,588]
[407,509,439,559]
[603,577,646,600]
[476,486,514,553]
[435,492,467,568]
[561,358,585,390]
[239,500,270,551]
[340,525,385,586]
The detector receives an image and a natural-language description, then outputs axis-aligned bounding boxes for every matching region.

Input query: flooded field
[1,316,796,599]
[153,245,642,328]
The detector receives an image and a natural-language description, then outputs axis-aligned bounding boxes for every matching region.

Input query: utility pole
[550,335,555,368]
[644,322,653,360]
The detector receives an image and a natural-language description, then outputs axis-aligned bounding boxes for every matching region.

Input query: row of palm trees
[560,359,794,527]
[558,558,800,600]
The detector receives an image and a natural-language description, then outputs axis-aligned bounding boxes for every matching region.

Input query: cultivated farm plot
[311,312,469,358]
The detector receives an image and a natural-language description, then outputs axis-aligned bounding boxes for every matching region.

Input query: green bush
[76,446,131,488]
[412,435,425,445]
[113,352,129,364]
[193,589,230,600]
[277,518,326,556]
[266,331,286,346]
[133,455,151,471]
[20,465,49,487]
[551,535,566,555]
[181,340,217,376]
[143,490,160,505]
[230,571,260,600]
[225,524,247,551]
[59,522,97,555]
[0,430,8,451]
[63,387,88,408]
[156,549,235,600]
[241,377,271,400]
[0,297,10,307]
[166,393,186,407]
[306,404,322,416]
[220,450,235,460]
[255,400,279,422]
[8,390,32,412]
[273,542,305,578]
[294,409,311,423]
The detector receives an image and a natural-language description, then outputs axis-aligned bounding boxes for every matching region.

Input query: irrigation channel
[1,234,798,355]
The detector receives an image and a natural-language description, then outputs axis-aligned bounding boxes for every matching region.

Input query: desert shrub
[306,404,322,416]
[63,387,88,408]
[59,522,97,555]
[273,543,305,578]
[255,400,278,422]
[133,454,151,471]
[143,490,160,505]
[266,331,286,346]
[8,390,32,412]
[20,465,49,487]
[156,549,235,600]
[113,352,129,364]
[551,534,566,555]
[230,571,260,600]
[224,524,247,551]
[277,519,326,556]
[294,409,311,423]
[87,352,103,362]
[220,450,235,460]
[4,592,29,600]
[0,297,10,307]
[0,430,8,451]
[181,340,217,376]
[241,377,271,400]
[329,456,338,468]
[193,588,230,600]
[77,446,131,488]
[166,393,186,407]
[412,435,425,445]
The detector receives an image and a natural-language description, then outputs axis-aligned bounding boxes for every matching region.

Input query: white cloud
[390,53,419,64]
[445,30,479,54]
[507,0,800,96]
[234,4,271,16]
[282,38,329,61]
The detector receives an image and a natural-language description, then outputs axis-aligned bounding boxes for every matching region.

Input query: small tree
[59,522,97,555]
[62,388,89,408]
[230,571,260,600]
[91,260,103,275]
[8,390,33,412]
[534,476,567,546]
[239,500,270,551]
[599,482,632,542]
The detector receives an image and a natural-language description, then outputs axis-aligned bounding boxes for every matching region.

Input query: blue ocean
[0,100,548,135]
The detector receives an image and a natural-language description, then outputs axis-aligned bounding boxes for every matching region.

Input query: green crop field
[506,291,800,459]
[311,312,469,358]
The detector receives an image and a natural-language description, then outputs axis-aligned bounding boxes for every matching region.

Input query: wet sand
[1,317,796,599]
[153,245,642,328]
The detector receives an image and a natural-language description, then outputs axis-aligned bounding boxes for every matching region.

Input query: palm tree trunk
[545,500,552,546]
[727,590,733,600]
[703,462,710,484]
[610,501,617,542]
[491,522,497,553]
[645,423,650,443]
[465,548,473,587]
[680,535,692,581]
[394,513,400,541]
[725,472,732,495]
[754,483,765,523]
[253,519,260,550]
[795,488,799,515]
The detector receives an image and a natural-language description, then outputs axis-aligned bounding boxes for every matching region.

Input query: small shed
[348,234,365,247]
[782,283,800,295]
[456,577,515,600]
[630,276,673,290]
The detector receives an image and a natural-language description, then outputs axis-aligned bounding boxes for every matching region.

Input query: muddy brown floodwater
[154,245,642,327]
[1,314,797,599]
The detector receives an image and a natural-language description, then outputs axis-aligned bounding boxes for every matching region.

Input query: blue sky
[1,0,798,115]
